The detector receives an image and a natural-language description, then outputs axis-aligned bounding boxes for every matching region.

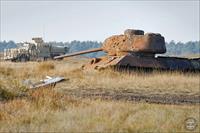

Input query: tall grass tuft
[37,62,55,72]
[0,67,14,76]
[0,88,15,101]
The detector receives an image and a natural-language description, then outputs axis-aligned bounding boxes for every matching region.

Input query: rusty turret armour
[102,29,166,56]
[54,29,199,71]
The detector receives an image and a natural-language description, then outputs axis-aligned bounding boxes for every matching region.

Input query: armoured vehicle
[54,29,200,71]
[4,37,69,62]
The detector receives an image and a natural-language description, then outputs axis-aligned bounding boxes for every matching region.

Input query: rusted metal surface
[54,48,103,59]
[102,32,166,56]
[54,29,200,71]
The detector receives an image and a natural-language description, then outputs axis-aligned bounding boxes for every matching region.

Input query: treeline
[165,41,200,56]
[0,41,17,52]
[0,40,199,57]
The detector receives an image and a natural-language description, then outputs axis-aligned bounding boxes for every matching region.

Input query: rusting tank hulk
[54,29,200,71]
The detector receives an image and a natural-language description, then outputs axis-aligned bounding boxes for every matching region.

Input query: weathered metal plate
[117,55,200,71]
[30,76,65,89]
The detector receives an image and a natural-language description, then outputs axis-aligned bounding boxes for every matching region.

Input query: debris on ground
[23,76,65,89]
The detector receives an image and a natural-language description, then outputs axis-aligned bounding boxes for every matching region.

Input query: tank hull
[82,55,200,71]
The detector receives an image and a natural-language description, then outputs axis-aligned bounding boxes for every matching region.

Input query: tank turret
[102,29,166,56]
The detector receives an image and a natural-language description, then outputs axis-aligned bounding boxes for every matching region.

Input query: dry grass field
[0,58,199,132]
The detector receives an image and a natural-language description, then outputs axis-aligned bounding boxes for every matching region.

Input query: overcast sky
[0,1,199,43]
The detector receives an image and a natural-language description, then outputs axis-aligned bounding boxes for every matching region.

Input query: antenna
[43,24,45,41]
